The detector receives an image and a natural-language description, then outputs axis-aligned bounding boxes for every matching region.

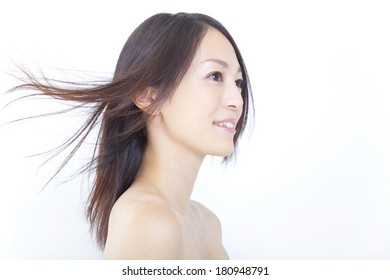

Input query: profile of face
[150,27,244,158]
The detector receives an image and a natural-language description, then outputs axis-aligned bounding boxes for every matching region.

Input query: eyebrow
[202,58,242,73]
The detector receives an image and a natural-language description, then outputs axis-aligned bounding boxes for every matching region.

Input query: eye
[209,72,223,82]
[235,79,244,89]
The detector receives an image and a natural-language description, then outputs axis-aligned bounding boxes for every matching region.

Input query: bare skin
[104,184,229,259]
[103,27,243,259]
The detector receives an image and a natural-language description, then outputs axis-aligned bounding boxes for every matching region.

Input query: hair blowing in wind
[8,12,253,249]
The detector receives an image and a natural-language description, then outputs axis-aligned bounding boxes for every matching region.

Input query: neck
[134,138,204,213]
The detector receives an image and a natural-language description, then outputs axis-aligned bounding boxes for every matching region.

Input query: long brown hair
[9,12,253,249]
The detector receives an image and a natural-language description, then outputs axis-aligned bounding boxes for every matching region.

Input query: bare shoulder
[191,200,223,239]
[103,188,183,259]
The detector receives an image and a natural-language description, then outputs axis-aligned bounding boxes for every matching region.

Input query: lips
[213,121,235,129]
[213,118,237,132]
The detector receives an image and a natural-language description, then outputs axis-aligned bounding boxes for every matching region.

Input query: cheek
[158,84,234,156]
[192,86,222,113]
[172,84,221,119]
[160,90,206,135]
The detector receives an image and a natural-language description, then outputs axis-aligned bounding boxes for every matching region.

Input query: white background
[0,0,389,259]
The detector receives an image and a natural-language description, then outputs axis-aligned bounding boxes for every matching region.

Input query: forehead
[192,27,240,69]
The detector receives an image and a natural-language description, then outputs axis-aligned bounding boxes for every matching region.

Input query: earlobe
[133,87,158,114]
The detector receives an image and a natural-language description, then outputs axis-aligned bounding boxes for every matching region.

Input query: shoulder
[192,200,223,239]
[103,190,183,259]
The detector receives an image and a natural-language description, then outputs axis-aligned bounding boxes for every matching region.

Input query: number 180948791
[215,266,269,276]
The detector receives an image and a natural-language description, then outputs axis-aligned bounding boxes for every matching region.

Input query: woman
[12,12,253,259]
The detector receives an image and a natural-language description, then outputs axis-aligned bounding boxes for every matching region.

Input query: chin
[210,146,235,157]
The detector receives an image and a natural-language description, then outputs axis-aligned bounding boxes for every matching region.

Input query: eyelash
[235,79,244,89]
[209,72,244,89]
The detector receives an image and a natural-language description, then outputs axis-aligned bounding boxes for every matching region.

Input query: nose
[225,82,244,113]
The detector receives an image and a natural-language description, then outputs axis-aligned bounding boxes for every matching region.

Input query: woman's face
[156,27,244,157]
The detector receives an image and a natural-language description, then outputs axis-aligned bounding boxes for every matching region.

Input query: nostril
[227,104,237,110]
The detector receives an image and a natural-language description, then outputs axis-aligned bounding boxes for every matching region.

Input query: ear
[133,87,158,114]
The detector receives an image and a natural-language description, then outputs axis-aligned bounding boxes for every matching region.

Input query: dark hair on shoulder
[9,12,253,249]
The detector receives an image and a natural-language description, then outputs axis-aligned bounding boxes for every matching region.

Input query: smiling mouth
[213,121,235,129]
[213,120,237,134]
